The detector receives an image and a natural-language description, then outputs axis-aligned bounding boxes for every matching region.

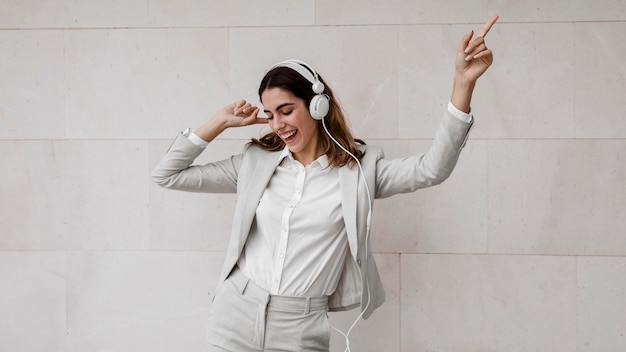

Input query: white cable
[322,118,373,352]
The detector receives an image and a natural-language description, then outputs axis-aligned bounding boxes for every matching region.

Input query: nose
[270,115,285,131]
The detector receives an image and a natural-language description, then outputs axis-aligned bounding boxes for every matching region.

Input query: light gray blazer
[152,110,472,319]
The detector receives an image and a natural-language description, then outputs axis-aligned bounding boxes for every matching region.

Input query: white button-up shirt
[237,148,349,296]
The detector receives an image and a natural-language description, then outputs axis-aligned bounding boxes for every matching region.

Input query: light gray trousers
[206,267,331,351]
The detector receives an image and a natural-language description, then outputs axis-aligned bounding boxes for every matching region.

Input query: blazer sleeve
[373,109,473,199]
[151,133,243,193]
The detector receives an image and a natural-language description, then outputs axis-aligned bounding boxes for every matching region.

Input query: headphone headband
[267,59,329,120]
[270,59,318,85]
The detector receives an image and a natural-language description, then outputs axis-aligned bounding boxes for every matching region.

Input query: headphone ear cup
[309,94,330,120]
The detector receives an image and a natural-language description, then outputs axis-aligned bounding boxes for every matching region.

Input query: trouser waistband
[229,266,329,315]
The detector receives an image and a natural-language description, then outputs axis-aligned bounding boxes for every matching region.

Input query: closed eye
[263,102,295,120]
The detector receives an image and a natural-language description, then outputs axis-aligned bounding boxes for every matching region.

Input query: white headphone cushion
[310,95,330,120]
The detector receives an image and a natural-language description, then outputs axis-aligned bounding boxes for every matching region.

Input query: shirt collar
[279,146,330,169]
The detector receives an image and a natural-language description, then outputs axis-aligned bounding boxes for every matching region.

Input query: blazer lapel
[219,148,284,282]
[339,165,359,259]
[236,150,283,246]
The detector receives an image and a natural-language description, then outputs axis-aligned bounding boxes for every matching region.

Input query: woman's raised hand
[193,100,267,143]
[455,15,499,84]
[216,100,267,128]
[450,15,499,113]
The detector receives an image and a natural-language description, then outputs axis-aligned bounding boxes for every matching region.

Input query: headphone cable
[322,118,373,352]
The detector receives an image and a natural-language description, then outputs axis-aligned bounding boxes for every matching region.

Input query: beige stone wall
[1,1,625,351]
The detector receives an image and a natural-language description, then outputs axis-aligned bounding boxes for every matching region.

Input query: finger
[478,14,499,38]
[465,43,487,61]
[242,104,260,119]
[244,108,267,125]
[473,48,493,61]
[239,103,251,114]
[458,29,474,53]
[233,99,245,109]
[252,108,268,124]
[464,35,485,54]
[233,100,249,115]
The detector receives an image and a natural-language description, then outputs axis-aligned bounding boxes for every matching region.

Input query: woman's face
[261,87,321,165]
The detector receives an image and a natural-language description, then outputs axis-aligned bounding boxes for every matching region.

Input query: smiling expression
[262,87,321,165]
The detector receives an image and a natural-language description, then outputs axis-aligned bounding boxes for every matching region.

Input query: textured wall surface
[1,1,625,351]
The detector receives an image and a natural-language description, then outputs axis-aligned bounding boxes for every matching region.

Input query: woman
[152,15,498,352]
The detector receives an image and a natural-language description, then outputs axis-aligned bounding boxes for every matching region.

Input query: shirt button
[357,259,362,266]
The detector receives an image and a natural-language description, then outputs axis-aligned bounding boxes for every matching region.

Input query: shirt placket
[270,163,306,294]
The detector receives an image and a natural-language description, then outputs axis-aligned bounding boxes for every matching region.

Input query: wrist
[193,116,229,143]
[451,75,476,113]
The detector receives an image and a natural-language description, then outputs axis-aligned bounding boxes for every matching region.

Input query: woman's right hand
[215,100,267,128]
[194,100,267,143]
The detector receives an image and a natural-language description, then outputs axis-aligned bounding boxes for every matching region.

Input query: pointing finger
[478,15,499,38]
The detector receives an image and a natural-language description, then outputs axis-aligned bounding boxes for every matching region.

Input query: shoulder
[242,142,271,155]
[358,144,384,161]
[358,144,382,152]
[240,142,282,164]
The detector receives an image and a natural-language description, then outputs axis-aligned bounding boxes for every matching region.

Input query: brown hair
[250,65,365,168]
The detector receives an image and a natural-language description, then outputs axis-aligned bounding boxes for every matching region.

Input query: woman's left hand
[455,15,499,84]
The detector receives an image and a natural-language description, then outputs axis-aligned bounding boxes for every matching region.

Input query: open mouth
[280,130,297,143]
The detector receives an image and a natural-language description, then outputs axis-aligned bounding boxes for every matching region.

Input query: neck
[292,145,323,166]
[293,152,319,166]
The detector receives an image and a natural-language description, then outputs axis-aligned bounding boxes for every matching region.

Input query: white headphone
[268,59,330,120]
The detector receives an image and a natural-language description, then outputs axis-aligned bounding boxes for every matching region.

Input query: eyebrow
[264,102,295,114]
